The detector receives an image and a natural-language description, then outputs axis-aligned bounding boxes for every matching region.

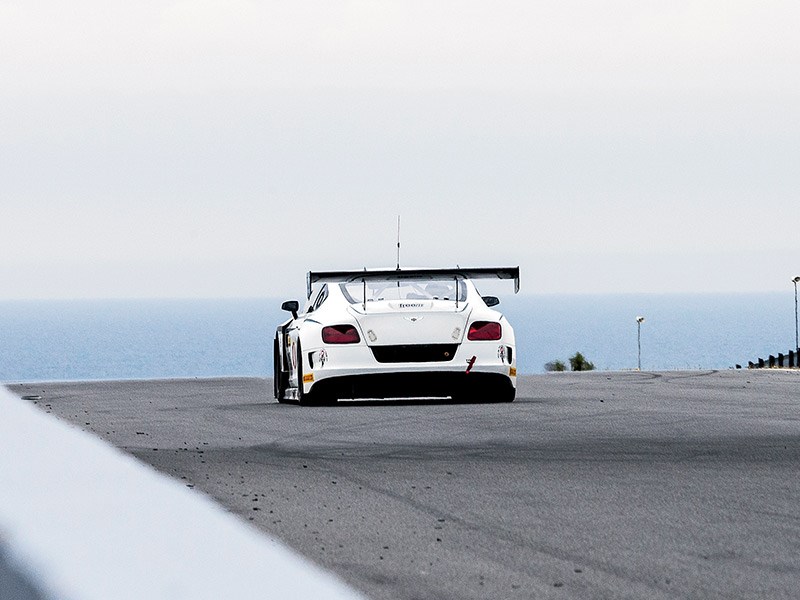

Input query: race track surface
[10,370,800,599]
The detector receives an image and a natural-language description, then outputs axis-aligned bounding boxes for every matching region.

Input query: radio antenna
[396,215,401,270]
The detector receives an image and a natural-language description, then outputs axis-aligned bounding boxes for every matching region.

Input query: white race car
[273,267,519,405]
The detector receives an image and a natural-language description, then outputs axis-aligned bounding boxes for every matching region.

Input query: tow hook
[465,355,477,374]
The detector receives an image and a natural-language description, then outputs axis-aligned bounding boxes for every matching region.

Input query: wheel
[495,384,516,403]
[486,378,516,403]
[452,379,516,403]
[273,336,289,403]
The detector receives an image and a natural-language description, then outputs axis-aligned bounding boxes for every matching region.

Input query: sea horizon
[1,292,796,383]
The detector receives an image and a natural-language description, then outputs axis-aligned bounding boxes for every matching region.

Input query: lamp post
[636,316,645,371]
[793,277,800,351]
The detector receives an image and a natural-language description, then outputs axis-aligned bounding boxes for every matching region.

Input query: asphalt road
[10,370,800,599]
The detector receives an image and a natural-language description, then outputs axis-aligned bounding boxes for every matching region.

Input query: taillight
[468,321,502,341]
[322,324,361,344]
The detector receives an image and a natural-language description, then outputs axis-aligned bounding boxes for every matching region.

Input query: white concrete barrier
[0,387,364,600]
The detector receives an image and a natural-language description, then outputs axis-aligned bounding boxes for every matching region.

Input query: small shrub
[569,352,595,372]
[544,359,567,372]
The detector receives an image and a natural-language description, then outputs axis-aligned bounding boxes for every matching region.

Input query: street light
[636,316,645,371]
[793,276,800,351]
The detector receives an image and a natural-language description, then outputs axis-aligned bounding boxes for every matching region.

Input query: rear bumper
[310,371,515,400]
[302,341,515,399]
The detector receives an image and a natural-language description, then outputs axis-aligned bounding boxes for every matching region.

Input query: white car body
[273,267,519,405]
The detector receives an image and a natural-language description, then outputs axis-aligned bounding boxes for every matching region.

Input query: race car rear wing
[306,267,520,298]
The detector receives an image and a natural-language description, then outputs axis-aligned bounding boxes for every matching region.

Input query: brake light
[468,321,502,341]
[322,324,361,344]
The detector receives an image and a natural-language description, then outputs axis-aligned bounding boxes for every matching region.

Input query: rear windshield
[341,278,468,304]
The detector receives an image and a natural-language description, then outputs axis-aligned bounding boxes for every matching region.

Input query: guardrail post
[778,353,785,367]
[759,358,765,368]
[769,355,776,368]
[790,350,795,368]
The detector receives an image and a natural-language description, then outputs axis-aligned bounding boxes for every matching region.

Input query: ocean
[0,293,795,382]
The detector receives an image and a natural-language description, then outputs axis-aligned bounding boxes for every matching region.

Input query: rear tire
[273,336,289,403]
[496,384,516,403]
[453,379,516,403]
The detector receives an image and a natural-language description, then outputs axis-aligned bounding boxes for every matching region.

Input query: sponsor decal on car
[303,373,314,383]
[509,367,517,377]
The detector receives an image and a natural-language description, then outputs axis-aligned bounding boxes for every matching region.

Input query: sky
[1,1,799,299]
